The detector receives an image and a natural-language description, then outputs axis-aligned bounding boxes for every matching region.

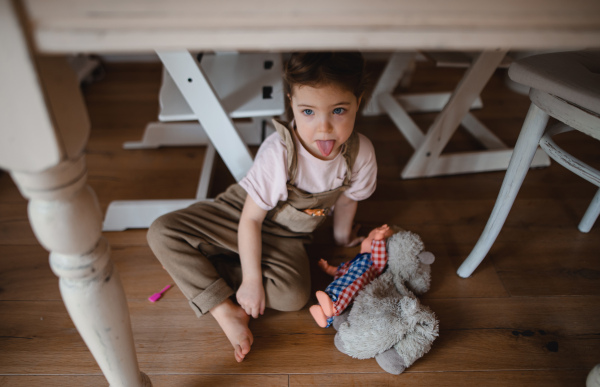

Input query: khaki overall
[147,120,359,317]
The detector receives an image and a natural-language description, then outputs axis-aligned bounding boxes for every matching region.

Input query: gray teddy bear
[332,230,439,374]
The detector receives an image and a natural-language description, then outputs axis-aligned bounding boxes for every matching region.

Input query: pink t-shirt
[239,128,377,211]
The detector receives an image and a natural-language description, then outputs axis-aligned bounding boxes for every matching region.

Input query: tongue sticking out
[316,140,336,158]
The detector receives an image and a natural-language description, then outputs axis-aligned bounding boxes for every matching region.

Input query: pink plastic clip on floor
[148,284,173,302]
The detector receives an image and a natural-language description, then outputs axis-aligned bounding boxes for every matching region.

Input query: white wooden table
[1,1,599,386]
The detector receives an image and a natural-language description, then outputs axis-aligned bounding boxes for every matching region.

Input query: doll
[309,224,395,327]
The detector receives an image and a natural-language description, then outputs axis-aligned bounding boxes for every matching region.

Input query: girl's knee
[147,214,170,247]
[267,278,311,312]
[146,212,184,261]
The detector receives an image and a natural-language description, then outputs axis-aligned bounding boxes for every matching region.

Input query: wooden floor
[1,57,599,387]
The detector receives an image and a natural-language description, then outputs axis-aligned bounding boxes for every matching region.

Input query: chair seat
[508,50,600,116]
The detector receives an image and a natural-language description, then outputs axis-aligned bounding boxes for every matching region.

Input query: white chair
[457,50,600,278]
[363,51,550,179]
[103,52,284,231]
[589,364,600,387]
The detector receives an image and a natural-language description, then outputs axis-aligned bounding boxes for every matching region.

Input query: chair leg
[457,103,549,278]
[588,364,600,387]
[579,188,600,233]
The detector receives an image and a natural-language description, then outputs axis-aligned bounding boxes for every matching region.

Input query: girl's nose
[318,118,334,133]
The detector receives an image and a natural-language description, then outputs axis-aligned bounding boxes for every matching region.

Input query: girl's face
[289,83,361,160]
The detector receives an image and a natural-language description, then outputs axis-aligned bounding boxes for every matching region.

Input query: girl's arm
[333,194,364,247]
[237,195,268,318]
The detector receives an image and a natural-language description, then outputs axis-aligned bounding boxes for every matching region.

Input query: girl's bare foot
[210,299,253,362]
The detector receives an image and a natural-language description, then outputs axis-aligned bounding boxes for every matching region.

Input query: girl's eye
[333,107,346,114]
[302,109,314,116]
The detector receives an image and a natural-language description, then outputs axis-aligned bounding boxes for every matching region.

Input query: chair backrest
[158,52,285,122]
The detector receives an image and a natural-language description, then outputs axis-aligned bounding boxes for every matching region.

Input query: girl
[147,52,378,363]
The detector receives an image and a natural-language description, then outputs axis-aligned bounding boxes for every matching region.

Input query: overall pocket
[269,203,326,234]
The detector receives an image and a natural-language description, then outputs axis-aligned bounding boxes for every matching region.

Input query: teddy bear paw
[334,333,350,355]
[332,310,349,331]
[375,348,406,375]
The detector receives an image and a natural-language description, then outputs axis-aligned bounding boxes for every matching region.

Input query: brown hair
[284,52,368,99]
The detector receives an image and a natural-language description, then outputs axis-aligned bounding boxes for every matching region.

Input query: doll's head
[284,52,369,160]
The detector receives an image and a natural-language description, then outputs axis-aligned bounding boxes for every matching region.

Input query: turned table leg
[11,155,152,387]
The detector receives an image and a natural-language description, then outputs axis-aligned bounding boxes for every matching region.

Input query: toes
[234,345,245,362]
[240,337,252,355]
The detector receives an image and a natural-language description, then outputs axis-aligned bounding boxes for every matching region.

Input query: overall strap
[272,119,299,185]
[341,131,360,186]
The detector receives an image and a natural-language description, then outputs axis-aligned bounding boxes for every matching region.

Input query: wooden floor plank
[290,370,590,387]
[0,374,288,387]
[2,297,598,375]
[428,296,600,334]
[0,245,56,300]
[0,203,37,246]
[1,238,511,302]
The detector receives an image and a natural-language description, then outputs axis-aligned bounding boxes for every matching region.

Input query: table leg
[2,0,151,383]
[11,156,152,387]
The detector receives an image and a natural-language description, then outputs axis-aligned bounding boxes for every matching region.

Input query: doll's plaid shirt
[324,239,388,325]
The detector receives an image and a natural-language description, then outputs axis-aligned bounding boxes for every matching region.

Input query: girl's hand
[236,279,265,318]
[336,223,365,247]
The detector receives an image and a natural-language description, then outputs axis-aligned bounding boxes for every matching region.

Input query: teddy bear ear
[417,251,435,265]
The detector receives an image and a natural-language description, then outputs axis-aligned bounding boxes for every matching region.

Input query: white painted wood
[588,364,600,387]
[158,53,284,121]
[458,82,600,277]
[530,88,600,141]
[124,122,212,149]
[362,52,414,116]
[11,157,151,386]
[0,0,61,172]
[103,199,201,231]
[157,50,253,182]
[365,50,538,179]
[397,92,483,114]
[539,122,600,233]
[196,144,216,200]
[2,2,151,384]
[457,103,550,278]
[425,51,512,69]
[36,55,91,160]
[110,53,282,231]
[124,118,273,149]
[22,0,600,52]
[378,92,424,150]
[579,189,600,233]
[402,50,509,179]
[425,147,549,177]
[540,123,600,187]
